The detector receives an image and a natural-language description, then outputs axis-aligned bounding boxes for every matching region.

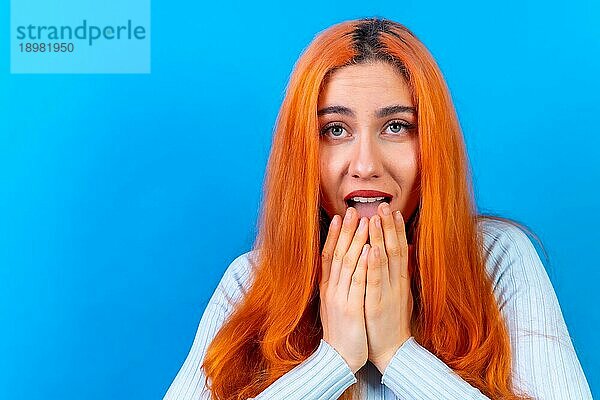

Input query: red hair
[203,17,542,399]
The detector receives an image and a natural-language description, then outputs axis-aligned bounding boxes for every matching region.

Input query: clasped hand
[319,202,415,375]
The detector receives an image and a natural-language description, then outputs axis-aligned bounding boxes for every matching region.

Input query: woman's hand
[319,207,370,374]
[365,202,415,374]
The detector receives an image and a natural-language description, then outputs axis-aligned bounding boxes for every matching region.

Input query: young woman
[163,17,592,400]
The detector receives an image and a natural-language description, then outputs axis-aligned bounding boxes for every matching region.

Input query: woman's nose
[347,133,383,179]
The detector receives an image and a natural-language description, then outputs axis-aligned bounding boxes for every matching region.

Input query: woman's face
[318,61,420,222]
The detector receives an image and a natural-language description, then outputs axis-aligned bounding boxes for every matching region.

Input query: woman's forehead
[318,63,414,115]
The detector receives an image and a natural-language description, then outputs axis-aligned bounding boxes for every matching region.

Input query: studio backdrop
[1,0,598,399]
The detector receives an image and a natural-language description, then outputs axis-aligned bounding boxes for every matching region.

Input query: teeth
[350,196,386,203]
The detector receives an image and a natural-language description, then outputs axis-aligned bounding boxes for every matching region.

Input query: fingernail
[345,208,353,222]
[358,217,367,230]
[375,216,381,229]
[394,210,403,223]
[331,215,340,229]
[382,203,390,216]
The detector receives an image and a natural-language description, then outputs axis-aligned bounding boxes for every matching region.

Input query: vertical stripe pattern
[163,219,593,399]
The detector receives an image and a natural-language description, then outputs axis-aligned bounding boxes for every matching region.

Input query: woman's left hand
[365,201,415,374]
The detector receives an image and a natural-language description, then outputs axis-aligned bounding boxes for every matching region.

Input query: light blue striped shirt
[163,219,593,399]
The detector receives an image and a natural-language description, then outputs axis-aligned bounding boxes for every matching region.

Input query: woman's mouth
[345,196,392,219]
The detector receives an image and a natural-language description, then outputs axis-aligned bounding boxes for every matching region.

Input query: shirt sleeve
[162,252,358,400]
[380,336,492,399]
[482,222,592,399]
[380,221,593,399]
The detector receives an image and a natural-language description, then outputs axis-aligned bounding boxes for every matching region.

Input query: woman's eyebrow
[317,104,416,118]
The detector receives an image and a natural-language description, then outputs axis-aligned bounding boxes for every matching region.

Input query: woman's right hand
[319,207,370,374]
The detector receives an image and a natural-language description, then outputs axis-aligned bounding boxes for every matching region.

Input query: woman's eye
[385,120,414,135]
[320,124,347,138]
[319,120,415,139]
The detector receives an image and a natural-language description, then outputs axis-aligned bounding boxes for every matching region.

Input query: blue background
[1,1,598,398]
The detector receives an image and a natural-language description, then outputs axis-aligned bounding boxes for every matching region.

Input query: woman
[163,17,592,400]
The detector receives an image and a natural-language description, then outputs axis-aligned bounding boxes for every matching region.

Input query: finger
[348,243,369,307]
[366,243,384,304]
[338,217,369,295]
[378,202,406,286]
[320,214,342,288]
[330,207,359,286]
[369,213,389,287]
[392,210,411,283]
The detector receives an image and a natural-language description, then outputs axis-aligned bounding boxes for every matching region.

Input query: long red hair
[203,17,542,399]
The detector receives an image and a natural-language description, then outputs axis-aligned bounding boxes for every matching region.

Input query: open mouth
[345,196,393,208]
